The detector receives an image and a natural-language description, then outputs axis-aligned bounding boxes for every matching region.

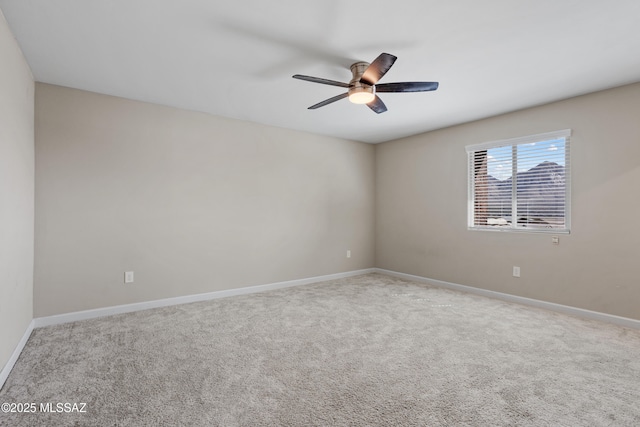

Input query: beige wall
[28,69,640,322]
[376,82,640,321]
[0,12,34,371]
[35,83,375,317]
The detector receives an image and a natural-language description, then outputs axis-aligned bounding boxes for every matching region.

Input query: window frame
[466,129,571,234]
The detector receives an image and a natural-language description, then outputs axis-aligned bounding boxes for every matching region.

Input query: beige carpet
[1,273,639,426]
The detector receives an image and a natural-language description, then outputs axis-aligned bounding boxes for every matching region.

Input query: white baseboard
[33,268,376,328]
[375,268,640,330]
[0,320,35,390]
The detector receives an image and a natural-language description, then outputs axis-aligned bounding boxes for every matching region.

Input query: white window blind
[466,129,571,233]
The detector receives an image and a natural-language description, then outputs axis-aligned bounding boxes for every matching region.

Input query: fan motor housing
[348,61,375,103]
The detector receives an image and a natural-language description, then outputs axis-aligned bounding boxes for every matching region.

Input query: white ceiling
[2,0,640,143]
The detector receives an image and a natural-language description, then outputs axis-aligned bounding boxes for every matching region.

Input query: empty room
[1,1,639,425]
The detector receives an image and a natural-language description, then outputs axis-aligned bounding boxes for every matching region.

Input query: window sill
[468,226,570,235]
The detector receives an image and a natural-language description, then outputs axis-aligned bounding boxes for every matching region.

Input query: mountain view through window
[468,131,570,232]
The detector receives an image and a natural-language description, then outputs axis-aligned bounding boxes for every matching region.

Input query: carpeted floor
[1,273,639,426]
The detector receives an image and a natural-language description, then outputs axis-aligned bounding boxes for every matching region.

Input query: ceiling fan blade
[375,82,439,93]
[293,74,350,88]
[367,96,388,114]
[360,53,397,85]
[308,92,349,109]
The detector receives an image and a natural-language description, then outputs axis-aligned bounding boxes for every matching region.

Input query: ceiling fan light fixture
[293,53,439,114]
[348,86,375,104]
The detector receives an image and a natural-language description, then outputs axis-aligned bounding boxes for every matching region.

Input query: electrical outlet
[552,236,559,245]
[513,266,520,278]
[346,250,351,258]
[124,271,134,283]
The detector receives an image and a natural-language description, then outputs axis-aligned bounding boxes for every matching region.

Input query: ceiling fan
[292,53,439,114]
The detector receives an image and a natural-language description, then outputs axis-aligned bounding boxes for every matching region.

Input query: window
[466,129,571,233]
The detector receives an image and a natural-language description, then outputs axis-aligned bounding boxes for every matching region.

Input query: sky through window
[487,138,565,180]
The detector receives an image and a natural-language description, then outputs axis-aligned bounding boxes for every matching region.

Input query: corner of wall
[0,7,35,382]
